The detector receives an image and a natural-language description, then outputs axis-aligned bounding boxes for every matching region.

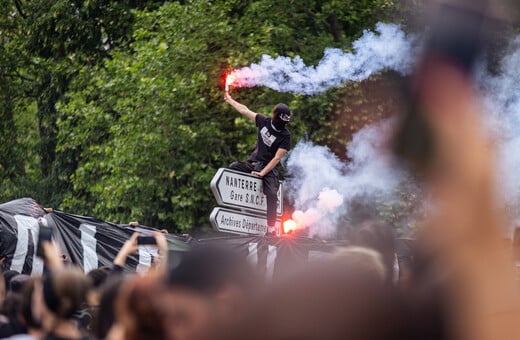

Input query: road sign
[209,207,281,236]
[210,168,282,215]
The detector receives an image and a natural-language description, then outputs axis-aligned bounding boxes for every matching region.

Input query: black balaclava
[272,103,291,131]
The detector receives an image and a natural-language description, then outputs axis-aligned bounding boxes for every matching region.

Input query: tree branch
[12,0,27,19]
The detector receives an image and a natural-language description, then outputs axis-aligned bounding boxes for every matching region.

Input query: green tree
[56,0,402,232]
[2,0,431,233]
[0,0,164,205]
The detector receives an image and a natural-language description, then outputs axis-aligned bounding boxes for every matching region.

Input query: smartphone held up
[137,235,157,246]
[36,220,53,258]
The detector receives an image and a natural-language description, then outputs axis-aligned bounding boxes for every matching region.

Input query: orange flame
[283,219,298,234]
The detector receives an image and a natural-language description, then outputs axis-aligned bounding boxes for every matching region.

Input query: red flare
[225,73,236,93]
[283,219,298,234]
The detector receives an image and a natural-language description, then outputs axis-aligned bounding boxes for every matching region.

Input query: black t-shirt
[247,114,291,164]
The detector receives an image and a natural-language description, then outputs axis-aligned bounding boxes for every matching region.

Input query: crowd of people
[0,222,413,340]
[0,198,519,340]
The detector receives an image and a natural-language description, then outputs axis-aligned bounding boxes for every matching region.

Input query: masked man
[224,93,291,236]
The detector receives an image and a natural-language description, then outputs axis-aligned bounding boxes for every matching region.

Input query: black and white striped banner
[1,198,356,279]
[0,198,191,275]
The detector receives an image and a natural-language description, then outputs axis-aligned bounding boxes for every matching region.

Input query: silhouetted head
[165,245,257,340]
[113,275,168,340]
[3,270,20,292]
[42,268,90,320]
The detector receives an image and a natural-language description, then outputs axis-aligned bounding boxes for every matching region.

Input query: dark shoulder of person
[0,320,16,339]
[276,127,291,142]
[255,113,269,126]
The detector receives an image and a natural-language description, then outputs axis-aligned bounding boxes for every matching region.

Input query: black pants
[229,161,279,226]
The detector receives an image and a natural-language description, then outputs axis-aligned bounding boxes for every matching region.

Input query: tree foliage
[1,0,432,233]
[0,0,163,205]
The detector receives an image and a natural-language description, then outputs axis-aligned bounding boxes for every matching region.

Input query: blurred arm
[417,60,520,340]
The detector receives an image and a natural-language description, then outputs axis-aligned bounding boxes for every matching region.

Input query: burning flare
[283,219,298,234]
[225,73,236,93]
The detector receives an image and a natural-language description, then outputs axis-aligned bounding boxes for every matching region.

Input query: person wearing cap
[224,93,291,237]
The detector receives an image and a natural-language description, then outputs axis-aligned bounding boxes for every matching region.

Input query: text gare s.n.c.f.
[229,190,266,207]
[226,173,264,205]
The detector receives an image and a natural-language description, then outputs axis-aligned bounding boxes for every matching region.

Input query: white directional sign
[209,207,281,236]
[210,168,282,215]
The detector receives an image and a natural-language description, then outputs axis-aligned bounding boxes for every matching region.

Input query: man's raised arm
[224,93,257,122]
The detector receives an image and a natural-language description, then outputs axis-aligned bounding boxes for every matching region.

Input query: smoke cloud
[228,19,520,238]
[227,23,419,238]
[292,188,343,235]
[279,24,520,238]
[477,37,520,230]
[285,120,414,239]
[228,23,417,95]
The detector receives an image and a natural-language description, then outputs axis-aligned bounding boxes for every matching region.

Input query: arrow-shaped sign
[209,207,281,236]
[210,168,282,215]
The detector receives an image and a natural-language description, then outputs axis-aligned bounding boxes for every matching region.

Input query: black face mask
[272,116,289,131]
[272,105,290,131]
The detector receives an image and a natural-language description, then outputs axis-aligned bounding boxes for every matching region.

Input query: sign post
[210,168,284,236]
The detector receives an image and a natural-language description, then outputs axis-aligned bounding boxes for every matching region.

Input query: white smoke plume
[227,16,520,237]
[234,22,420,239]
[283,29,520,239]
[477,37,520,231]
[292,188,344,236]
[228,23,417,95]
[285,120,410,239]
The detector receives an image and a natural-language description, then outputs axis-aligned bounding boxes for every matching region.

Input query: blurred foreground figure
[391,1,520,340]
[165,245,258,340]
[404,41,520,340]
[105,231,170,340]
[350,219,397,284]
[108,275,169,340]
[40,269,91,340]
[216,255,417,340]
